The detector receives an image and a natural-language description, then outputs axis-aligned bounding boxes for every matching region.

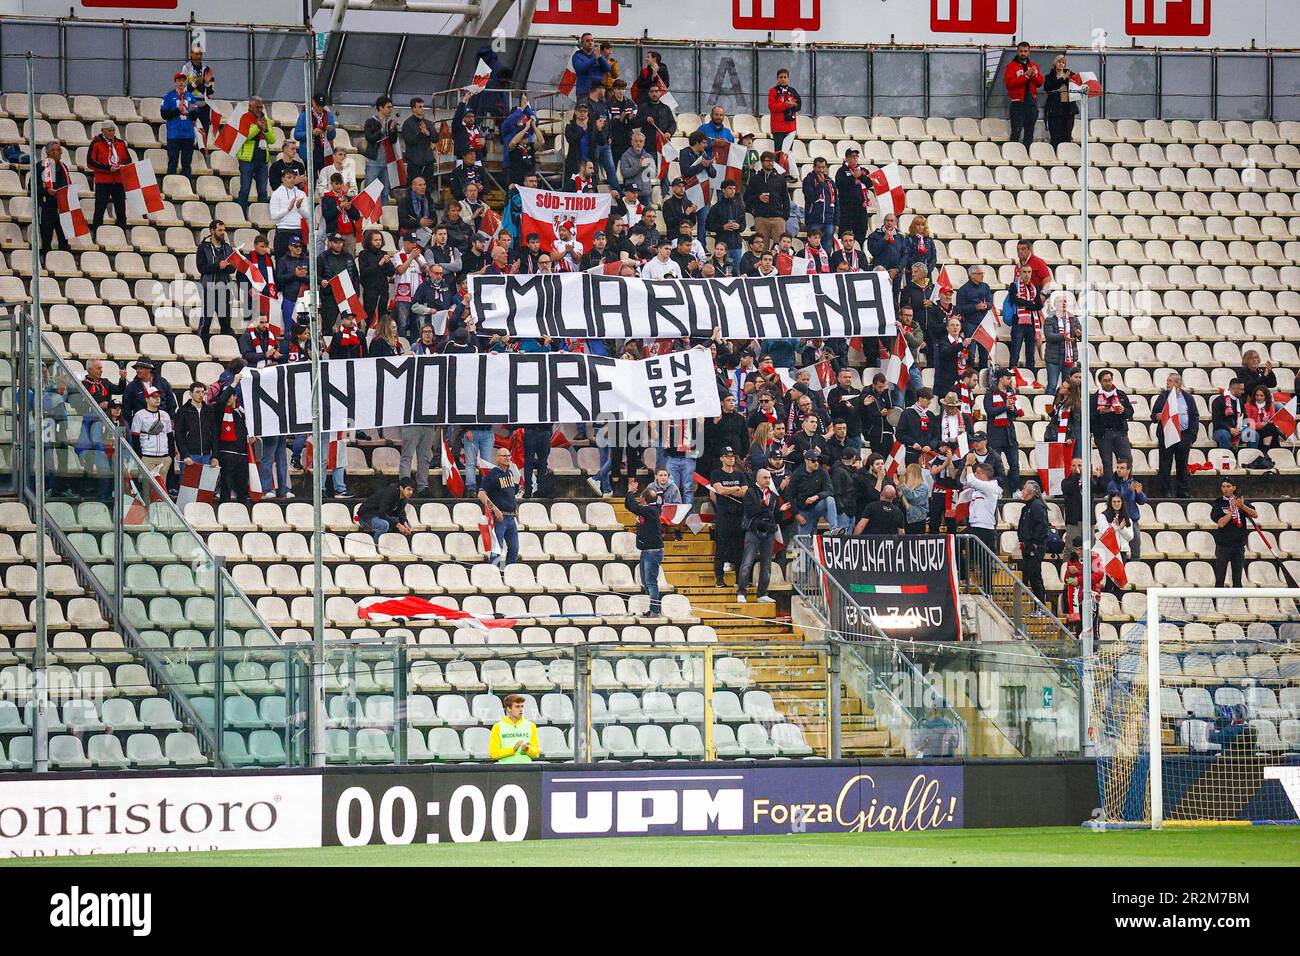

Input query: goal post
[1090,587,1300,829]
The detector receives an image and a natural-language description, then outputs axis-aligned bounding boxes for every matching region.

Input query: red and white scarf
[1219,389,1241,425]
[42,157,68,189]
[314,108,333,158]
[246,328,274,363]
[805,244,830,273]
[1055,405,1071,443]
[959,381,974,419]
[990,390,1015,426]
[220,409,238,443]
[1096,387,1123,416]
[663,419,693,453]
[948,333,969,379]
[335,324,360,350]
[941,411,964,444]
[1060,315,1076,367]
[1015,279,1038,328]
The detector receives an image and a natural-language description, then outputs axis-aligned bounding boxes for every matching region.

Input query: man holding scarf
[1091,369,1134,484]
[1006,262,1046,378]
[34,141,71,262]
[1043,293,1081,397]
[984,368,1024,495]
[1210,478,1257,588]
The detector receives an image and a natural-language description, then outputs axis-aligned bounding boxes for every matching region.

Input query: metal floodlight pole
[1077,89,1096,756]
[305,56,327,769]
[27,54,50,774]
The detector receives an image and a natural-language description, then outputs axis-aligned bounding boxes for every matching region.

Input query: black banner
[814,534,963,641]
[323,768,543,846]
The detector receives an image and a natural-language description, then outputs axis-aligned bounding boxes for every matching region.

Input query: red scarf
[805,245,830,273]
[1060,315,1076,366]
[1056,405,1070,443]
[1016,279,1038,328]
[1096,388,1123,416]
[914,235,927,256]
[247,328,272,359]
[332,190,354,235]
[335,325,360,350]
[220,409,237,443]
[959,381,974,418]
[42,158,67,189]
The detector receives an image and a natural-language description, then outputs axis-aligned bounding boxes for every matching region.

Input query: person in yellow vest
[488,694,539,763]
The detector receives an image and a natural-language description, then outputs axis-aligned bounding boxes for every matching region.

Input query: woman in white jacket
[1095,492,1134,593]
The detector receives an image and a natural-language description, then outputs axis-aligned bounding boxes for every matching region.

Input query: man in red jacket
[88,121,130,239]
[767,68,802,155]
[1004,41,1042,147]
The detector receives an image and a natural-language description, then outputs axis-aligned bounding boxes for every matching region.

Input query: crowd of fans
[32,36,1286,620]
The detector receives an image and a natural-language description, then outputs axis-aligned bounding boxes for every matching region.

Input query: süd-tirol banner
[814,534,962,641]
[240,350,721,437]
[519,186,612,250]
[469,271,896,341]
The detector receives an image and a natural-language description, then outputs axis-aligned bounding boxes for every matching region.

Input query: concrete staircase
[611,499,897,757]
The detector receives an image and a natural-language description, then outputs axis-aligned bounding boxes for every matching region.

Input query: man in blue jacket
[1105,458,1147,561]
[696,106,735,145]
[956,265,994,369]
[570,33,611,98]
[161,72,199,180]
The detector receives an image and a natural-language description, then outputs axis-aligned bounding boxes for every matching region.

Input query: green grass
[6,826,1297,867]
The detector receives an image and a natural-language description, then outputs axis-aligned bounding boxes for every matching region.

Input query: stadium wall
[0,760,1100,857]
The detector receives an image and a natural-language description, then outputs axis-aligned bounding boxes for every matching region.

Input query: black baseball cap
[720,446,737,456]
[972,431,988,442]
[803,450,820,461]
[671,177,685,186]
[329,231,344,241]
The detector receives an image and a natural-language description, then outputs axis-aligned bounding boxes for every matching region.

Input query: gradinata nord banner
[814,534,963,641]
[240,350,721,437]
[468,270,896,341]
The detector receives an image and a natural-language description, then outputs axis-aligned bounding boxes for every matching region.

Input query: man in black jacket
[856,483,906,536]
[202,377,250,503]
[398,176,437,236]
[358,478,415,543]
[34,141,71,262]
[1091,368,1134,484]
[700,393,747,480]
[984,368,1024,495]
[196,220,235,342]
[709,447,749,590]
[859,373,897,455]
[637,86,677,185]
[706,180,745,274]
[625,479,665,614]
[737,468,780,604]
[834,147,871,241]
[274,237,310,329]
[174,382,212,467]
[745,151,790,247]
[895,387,939,465]
[316,232,359,337]
[1211,478,1257,588]
[121,360,177,425]
[362,95,400,204]
[661,177,700,238]
[1017,479,1050,606]
[790,450,837,536]
[401,97,436,187]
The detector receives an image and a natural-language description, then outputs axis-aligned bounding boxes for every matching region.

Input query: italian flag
[850,584,929,595]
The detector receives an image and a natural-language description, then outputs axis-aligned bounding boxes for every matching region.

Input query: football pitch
[5,826,1297,867]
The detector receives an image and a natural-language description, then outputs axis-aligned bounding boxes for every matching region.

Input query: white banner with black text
[469,271,896,341]
[240,350,721,437]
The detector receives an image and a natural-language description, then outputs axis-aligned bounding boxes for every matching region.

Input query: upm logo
[533,0,619,27]
[547,774,745,836]
[931,0,1016,33]
[734,0,821,32]
[1127,0,1210,36]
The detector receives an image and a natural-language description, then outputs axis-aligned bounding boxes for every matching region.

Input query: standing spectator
[599,41,621,91]
[174,382,212,470]
[1015,240,1052,290]
[357,229,395,326]
[329,312,365,360]
[204,377,250,504]
[478,446,520,569]
[828,449,859,532]
[1017,479,1050,606]
[451,97,486,171]
[641,239,681,280]
[1042,295,1081,398]
[1096,492,1135,578]
[867,212,906,285]
[746,151,789,247]
[619,130,656,205]
[1091,368,1134,484]
[502,100,539,186]
[962,459,1002,579]
[122,359,177,425]
[928,446,963,535]
[358,479,415,544]
[829,229,866,273]
[835,147,871,242]
[1004,40,1043,146]
[1150,372,1198,499]
[362,95,400,204]
[710,447,749,588]
[389,233,426,339]
[767,69,802,154]
[320,170,358,256]
[87,122,130,239]
[236,97,277,213]
[295,95,337,178]
[607,80,638,167]
[632,50,670,105]
[564,103,604,183]
[82,358,125,414]
[1105,459,1147,562]
[401,97,435,187]
[696,106,735,146]
[899,463,932,535]
[161,72,198,180]
[274,236,310,329]
[1210,478,1256,588]
[180,41,214,132]
[586,84,618,188]
[1042,54,1078,149]
[706,179,746,275]
[856,484,906,537]
[984,368,1024,494]
[1059,458,1086,546]
[269,139,306,191]
[570,32,612,98]
[317,231,359,338]
[130,385,175,483]
[902,215,938,281]
[1211,378,1247,451]
[736,468,780,604]
[196,220,235,343]
[34,141,71,262]
[268,167,308,259]
[896,387,938,465]
[1006,262,1045,377]
[955,265,994,369]
[637,86,677,177]
[802,157,837,238]
[625,478,665,614]
[661,177,700,238]
[521,422,552,498]
[932,317,970,405]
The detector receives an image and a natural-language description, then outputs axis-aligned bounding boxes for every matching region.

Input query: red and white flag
[884,330,914,392]
[811,359,836,392]
[660,503,691,525]
[1011,367,1042,391]
[1092,524,1128,588]
[1068,71,1104,101]
[254,290,284,335]
[707,140,749,193]
[884,440,906,479]
[657,137,678,181]
[518,185,612,251]
[246,441,264,502]
[303,431,345,471]
[350,178,385,226]
[328,270,365,317]
[469,57,492,92]
[1034,441,1071,496]
[868,162,907,217]
[1270,391,1297,438]
[1159,391,1183,447]
[175,460,220,511]
[54,184,90,239]
[478,507,501,559]
[212,110,259,158]
[683,174,711,212]
[379,136,408,188]
[558,60,578,99]
[357,595,516,629]
[945,486,973,522]
[441,439,464,497]
[223,246,268,291]
[971,309,999,351]
[120,160,163,216]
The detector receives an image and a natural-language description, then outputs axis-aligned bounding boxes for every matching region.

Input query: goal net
[1088,588,1300,828]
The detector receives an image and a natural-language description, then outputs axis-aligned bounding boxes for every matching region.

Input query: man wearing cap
[273,235,310,328]
[835,146,871,242]
[130,383,175,484]
[122,358,177,432]
[269,167,308,260]
[580,230,610,270]
[662,177,699,238]
[705,178,746,275]
[161,71,199,180]
[790,448,840,536]
[709,446,749,589]
[746,151,789,248]
[236,97,277,213]
[956,265,994,369]
[802,157,837,238]
[196,220,235,343]
[180,41,214,131]
[294,94,337,177]
[962,457,1003,586]
[317,231,359,338]
[87,121,130,240]
[984,368,1024,494]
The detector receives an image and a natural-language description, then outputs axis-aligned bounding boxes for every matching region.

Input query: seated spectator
[358,479,415,544]
[1243,385,1285,468]
[398,176,437,237]
[696,106,735,145]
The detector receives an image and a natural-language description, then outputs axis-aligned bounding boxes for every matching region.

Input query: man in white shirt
[316,146,356,197]
[131,385,175,483]
[268,168,308,259]
[551,223,584,272]
[640,240,682,280]
[962,457,1002,590]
